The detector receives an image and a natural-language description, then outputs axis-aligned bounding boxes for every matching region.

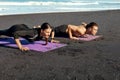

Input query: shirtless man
[54,22,98,40]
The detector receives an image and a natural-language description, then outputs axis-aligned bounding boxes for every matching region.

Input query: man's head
[85,22,98,35]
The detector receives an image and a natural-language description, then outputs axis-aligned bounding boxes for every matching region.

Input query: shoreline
[0,9,120,17]
[0,9,120,29]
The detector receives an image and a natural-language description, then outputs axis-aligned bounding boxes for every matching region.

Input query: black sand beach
[0,10,120,80]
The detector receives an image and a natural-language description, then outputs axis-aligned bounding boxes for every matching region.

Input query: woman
[0,23,58,51]
[54,22,99,40]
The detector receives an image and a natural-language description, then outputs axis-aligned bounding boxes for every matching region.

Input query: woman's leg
[5,24,30,36]
[0,29,9,36]
[7,24,29,32]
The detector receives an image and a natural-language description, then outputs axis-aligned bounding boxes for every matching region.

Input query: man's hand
[80,34,89,38]
[71,37,79,40]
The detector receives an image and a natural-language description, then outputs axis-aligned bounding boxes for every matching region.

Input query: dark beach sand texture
[0,10,120,80]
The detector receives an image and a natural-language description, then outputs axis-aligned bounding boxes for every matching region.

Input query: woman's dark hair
[40,22,53,45]
[41,22,52,30]
[86,22,98,29]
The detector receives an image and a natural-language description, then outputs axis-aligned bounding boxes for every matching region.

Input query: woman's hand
[19,46,29,51]
[51,39,60,43]
[15,38,29,51]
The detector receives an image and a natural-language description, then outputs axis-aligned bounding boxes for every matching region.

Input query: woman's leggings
[0,24,30,37]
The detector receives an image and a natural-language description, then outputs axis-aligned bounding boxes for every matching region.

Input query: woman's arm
[50,31,59,43]
[51,31,55,40]
[13,30,30,51]
[15,38,29,51]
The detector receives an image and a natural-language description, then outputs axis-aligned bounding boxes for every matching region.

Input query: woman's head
[85,22,98,35]
[41,22,52,38]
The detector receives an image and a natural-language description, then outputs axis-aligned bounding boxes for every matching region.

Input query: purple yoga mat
[0,37,66,52]
[79,34,102,41]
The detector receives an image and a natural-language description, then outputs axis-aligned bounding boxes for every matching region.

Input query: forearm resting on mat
[15,38,29,51]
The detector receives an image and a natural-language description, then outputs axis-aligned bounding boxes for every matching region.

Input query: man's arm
[68,25,79,40]
[77,27,86,37]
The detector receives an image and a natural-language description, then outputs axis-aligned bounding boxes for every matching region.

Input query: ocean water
[0,0,120,15]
